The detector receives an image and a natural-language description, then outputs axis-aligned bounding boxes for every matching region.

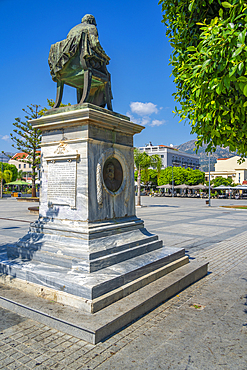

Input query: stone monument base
[2,215,188,313]
[0,258,207,344]
[0,105,208,343]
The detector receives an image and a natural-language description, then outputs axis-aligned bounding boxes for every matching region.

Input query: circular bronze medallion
[103,157,123,192]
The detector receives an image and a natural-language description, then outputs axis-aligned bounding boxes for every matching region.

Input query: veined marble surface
[3,106,187,313]
[1,245,185,300]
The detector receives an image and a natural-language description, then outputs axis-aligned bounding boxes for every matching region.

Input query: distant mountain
[176,140,237,172]
[0,152,15,163]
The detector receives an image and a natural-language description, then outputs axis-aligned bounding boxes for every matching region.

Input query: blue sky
[0,0,196,153]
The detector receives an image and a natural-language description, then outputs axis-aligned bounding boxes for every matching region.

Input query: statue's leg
[77,88,83,104]
[105,73,113,111]
[54,80,64,108]
[79,70,92,104]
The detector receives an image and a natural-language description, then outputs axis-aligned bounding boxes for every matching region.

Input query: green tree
[185,168,205,185]
[134,169,159,187]
[0,163,17,182]
[10,105,42,197]
[159,0,247,156]
[158,167,205,186]
[17,170,25,180]
[134,149,162,206]
[211,176,233,187]
[39,99,71,116]
[0,169,12,198]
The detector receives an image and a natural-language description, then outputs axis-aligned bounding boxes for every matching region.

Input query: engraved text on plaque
[47,160,77,207]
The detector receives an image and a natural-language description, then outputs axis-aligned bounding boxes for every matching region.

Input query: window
[24,164,26,169]
[29,164,31,168]
[239,173,241,183]
[18,164,21,169]
[161,155,164,158]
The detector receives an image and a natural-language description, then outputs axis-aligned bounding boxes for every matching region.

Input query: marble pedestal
[1,104,207,323]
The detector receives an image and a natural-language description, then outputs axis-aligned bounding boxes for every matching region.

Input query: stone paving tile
[9,351,25,361]
[6,362,24,370]
[50,364,67,370]
[0,356,15,367]
[1,199,247,369]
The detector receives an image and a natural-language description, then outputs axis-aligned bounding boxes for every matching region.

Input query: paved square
[0,197,246,369]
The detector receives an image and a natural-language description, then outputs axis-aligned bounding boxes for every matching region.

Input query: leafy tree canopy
[39,99,71,116]
[10,104,42,197]
[134,169,159,186]
[210,175,233,186]
[0,166,13,198]
[0,163,17,181]
[134,149,162,205]
[159,0,247,156]
[158,167,205,186]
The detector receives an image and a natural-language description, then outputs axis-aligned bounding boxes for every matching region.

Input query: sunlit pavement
[0,196,246,369]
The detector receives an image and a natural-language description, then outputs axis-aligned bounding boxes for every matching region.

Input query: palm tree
[134,149,162,206]
[0,170,12,198]
[17,170,25,180]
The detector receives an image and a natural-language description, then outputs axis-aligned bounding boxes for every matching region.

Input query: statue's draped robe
[48,22,110,81]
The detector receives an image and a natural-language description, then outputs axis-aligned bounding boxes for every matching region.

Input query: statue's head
[81,14,97,26]
[106,163,115,180]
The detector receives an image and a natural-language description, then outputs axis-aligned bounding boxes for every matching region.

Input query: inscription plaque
[47,159,77,207]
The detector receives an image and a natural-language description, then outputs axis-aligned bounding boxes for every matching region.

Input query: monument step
[0,259,208,344]
[88,239,163,272]
[0,246,185,300]
[8,229,161,272]
[12,229,158,259]
[30,216,145,240]
[29,238,162,272]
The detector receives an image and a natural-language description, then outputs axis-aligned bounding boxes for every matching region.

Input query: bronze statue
[48,14,113,110]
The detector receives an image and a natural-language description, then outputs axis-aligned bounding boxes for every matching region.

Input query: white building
[138,142,200,169]
[205,156,247,184]
[8,152,40,182]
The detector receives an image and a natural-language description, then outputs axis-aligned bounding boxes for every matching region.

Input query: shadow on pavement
[0,306,27,332]
[147,205,179,208]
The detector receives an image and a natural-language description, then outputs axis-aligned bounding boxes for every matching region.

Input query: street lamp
[208,153,211,206]
[172,163,174,197]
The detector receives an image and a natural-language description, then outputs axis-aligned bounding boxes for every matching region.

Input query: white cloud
[141,117,151,126]
[1,135,10,141]
[127,102,167,128]
[130,102,158,116]
[150,119,166,127]
[126,112,151,126]
[126,111,141,124]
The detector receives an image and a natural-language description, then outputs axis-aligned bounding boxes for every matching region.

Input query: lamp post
[0,160,3,199]
[172,162,174,197]
[208,153,211,206]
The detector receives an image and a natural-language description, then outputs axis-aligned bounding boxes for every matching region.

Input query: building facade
[205,156,247,184]
[138,142,200,169]
[8,153,33,180]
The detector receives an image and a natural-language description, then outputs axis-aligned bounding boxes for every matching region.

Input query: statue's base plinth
[0,258,207,344]
[3,215,187,313]
[0,105,208,342]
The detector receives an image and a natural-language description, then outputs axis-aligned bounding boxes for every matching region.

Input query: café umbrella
[157,184,173,189]
[174,184,190,189]
[5,180,31,186]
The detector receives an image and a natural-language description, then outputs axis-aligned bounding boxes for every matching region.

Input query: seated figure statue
[48,14,113,110]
